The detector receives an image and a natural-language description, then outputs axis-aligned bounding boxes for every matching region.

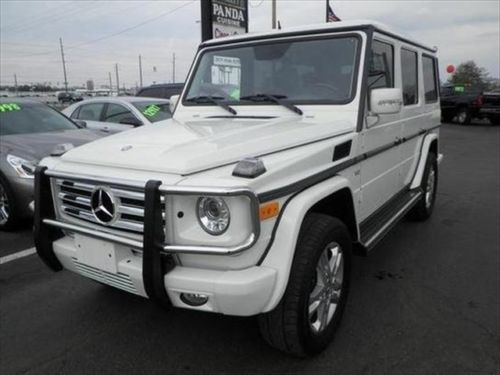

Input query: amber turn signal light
[259,201,280,221]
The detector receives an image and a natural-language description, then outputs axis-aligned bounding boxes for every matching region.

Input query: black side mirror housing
[74,120,87,128]
[119,117,143,127]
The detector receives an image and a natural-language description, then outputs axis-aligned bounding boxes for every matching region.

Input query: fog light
[180,293,208,306]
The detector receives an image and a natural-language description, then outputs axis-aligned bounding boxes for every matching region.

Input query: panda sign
[201,0,249,41]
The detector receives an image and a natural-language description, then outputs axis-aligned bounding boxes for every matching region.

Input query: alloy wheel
[308,242,344,333]
[425,167,436,209]
[0,183,10,225]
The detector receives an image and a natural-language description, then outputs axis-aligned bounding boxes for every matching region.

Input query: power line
[69,0,195,49]
[2,0,195,59]
[1,1,100,34]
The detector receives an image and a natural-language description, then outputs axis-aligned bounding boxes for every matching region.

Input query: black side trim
[258,158,356,203]
[359,186,414,242]
[258,124,441,202]
[256,124,441,264]
[359,186,423,250]
[332,140,352,161]
[142,180,174,308]
[34,166,63,271]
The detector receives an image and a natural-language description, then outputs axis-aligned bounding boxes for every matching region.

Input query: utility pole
[115,63,120,96]
[272,0,277,29]
[139,54,143,88]
[108,72,112,93]
[59,37,68,92]
[172,53,176,83]
[14,74,18,95]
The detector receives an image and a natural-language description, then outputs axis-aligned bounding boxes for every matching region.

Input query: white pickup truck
[34,20,442,356]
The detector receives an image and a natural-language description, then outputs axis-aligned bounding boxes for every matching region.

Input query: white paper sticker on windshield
[214,56,241,67]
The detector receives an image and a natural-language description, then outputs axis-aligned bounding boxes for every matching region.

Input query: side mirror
[370,88,402,115]
[169,95,179,113]
[119,117,143,127]
[74,120,87,128]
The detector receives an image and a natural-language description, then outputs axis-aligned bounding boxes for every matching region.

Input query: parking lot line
[0,247,36,265]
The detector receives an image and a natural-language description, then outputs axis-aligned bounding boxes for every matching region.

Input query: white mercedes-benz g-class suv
[35,21,442,356]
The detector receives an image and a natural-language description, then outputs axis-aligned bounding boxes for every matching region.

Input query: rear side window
[103,103,135,124]
[368,40,394,90]
[401,49,418,105]
[76,103,104,121]
[422,56,438,103]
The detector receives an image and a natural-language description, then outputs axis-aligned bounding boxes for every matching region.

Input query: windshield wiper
[240,94,303,115]
[185,95,237,115]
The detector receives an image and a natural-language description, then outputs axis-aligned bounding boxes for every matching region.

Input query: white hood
[61,116,354,175]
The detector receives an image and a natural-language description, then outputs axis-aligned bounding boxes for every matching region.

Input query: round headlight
[197,197,230,235]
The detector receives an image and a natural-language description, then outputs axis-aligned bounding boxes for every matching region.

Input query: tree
[448,61,490,90]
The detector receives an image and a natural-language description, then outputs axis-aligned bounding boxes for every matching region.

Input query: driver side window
[369,40,394,90]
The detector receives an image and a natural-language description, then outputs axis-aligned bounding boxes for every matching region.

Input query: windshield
[132,101,171,122]
[0,102,78,136]
[184,35,360,106]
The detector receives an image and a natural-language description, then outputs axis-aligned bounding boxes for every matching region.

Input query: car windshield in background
[184,36,360,105]
[0,102,78,136]
[132,102,171,123]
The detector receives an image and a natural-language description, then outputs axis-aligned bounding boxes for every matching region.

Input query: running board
[358,188,423,253]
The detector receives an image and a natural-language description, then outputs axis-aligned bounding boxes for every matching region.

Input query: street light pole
[272,0,277,29]
[115,63,120,96]
[139,54,143,88]
[172,53,176,84]
[59,37,68,92]
[14,74,18,96]
[108,72,112,94]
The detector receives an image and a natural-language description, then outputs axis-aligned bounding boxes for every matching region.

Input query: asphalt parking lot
[1,123,499,375]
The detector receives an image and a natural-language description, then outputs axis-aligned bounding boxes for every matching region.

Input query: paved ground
[1,123,499,375]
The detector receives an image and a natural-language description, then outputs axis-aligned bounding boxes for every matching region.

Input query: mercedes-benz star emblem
[90,187,117,224]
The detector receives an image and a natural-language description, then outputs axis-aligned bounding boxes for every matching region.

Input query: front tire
[0,174,20,230]
[258,214,352,357]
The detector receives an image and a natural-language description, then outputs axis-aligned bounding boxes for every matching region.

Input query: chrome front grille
[53,179,164,236]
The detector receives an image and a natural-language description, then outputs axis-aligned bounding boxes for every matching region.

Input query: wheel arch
[260,175,359,312]
[410,133,439,190]
[307,187,358,242]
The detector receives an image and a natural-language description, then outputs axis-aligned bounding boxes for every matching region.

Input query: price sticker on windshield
[143,104,161,117]
[0,103,21,112]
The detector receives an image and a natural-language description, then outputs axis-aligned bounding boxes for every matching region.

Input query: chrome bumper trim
[43,171,261,255]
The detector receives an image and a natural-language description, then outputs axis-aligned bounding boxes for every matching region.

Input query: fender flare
[260,175,355,312]
[410,132,438,190]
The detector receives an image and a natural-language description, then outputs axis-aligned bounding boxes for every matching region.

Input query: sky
[0,0,499,89]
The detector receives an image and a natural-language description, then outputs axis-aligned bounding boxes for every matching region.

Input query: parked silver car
[62,97,171,133]
[0,99,103,229]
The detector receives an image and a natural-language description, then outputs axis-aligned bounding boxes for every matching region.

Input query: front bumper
[34,167,271,316]
[53,235,276,316]
[479,107,500,115]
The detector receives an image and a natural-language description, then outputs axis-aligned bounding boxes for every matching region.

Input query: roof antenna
[278,20,282,30]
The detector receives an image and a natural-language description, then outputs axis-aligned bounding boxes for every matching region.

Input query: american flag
[327,0,341,22]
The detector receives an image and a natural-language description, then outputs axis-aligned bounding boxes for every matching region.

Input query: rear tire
[258,214,352,357]
[456,108,471,125]
[409,152,437,221]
